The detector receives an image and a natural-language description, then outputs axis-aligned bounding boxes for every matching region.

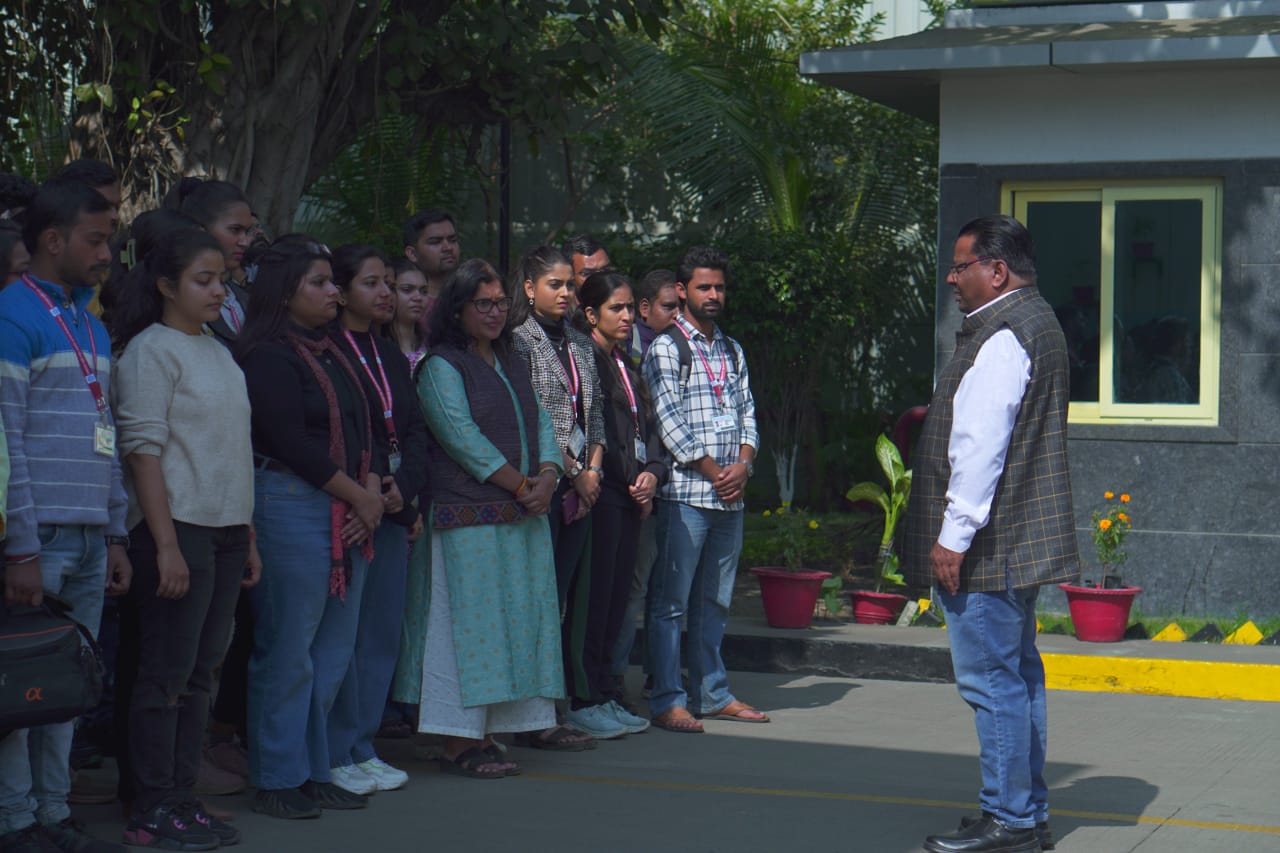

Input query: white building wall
[867,0,934,39]
[939,66,1280,165]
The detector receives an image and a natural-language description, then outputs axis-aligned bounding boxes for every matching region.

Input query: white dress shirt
[938,293,1033,553]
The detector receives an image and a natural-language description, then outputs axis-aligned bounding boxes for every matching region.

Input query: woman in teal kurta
[414,259,566,778]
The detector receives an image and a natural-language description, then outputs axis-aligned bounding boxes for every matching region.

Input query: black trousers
[126,521,248,813]
[210,591,254,738]
[580,494,642,705]
[549,478,594,700]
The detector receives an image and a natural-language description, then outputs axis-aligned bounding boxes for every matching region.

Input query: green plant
[759,502,823,571]
[1089,490,1133,583]
[844,434,910,593]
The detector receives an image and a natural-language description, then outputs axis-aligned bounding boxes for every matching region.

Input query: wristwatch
[742,460,755,478]
[105,535,130,549]
[587,465,604,481]
[567,463,583,478]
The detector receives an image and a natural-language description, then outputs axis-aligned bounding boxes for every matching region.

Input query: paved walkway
[74,671,1280,852]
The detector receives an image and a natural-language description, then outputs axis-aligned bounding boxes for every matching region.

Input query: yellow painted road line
[1043,653,1280,702]
[526,773,1280,837]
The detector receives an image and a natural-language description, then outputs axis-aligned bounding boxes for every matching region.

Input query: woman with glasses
[509,246,610,741]
[234,239,386,819]
[414,258,564,777]
[326,245,429,796]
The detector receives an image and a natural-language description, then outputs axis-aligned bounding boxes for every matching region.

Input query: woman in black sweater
[235,239,385,819]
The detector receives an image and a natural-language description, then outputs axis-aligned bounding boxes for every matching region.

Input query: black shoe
[180,800,242,846]
[300,780,369,810]
[0,825,62,853]
[121,805,219,851]
[40,819,128,853]
[960,814,1054,850]
[252,787,322,820]
[923,814,1040,853]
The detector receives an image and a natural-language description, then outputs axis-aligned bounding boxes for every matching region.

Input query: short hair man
[402,210,460,298]
[642,246,764,733]
[561,234,609,312]
[57,159,121,226]
[0,178,133,853]
[904,215,1079,853]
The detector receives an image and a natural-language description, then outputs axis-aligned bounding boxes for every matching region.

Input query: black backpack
[654,325,743,390]
[0,594,104,737]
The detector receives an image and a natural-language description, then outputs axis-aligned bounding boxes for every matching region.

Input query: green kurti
[404,354,563,708]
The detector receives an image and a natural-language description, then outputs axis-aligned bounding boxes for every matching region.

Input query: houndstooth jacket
[510,317,607,460]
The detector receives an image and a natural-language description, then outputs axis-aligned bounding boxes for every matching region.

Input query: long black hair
[505,244,571,328]
[573,270,651,410]
[427,258,511,355]
[110,228,224,352]
[234,238,331,362]
[101,209,200,338]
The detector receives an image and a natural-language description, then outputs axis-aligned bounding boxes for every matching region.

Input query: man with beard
[641,246,764,734]
[402,209,460,302]
[561,234,610,312]
[0,179,132,853]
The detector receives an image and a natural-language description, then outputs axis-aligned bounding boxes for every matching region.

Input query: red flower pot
[849,590,910,625]
[749,567,832,629]
[1059,582,1142,642]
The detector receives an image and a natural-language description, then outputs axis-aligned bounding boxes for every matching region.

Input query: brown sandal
[651,708,704,733]
[703,700,770,723]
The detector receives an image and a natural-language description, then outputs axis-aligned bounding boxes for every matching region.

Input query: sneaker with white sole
[356,758,408,791]
[329,764,378,796]
[606,700,650,734]
[564,704,628,739]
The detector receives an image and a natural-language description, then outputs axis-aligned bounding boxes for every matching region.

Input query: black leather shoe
[301,780,369,810]
[923,814,1040,852]
[960,814,1054,850]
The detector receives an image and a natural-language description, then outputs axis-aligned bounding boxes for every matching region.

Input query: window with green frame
[1002,180,1222,425]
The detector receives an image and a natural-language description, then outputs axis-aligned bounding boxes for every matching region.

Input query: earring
[528,297,534,306]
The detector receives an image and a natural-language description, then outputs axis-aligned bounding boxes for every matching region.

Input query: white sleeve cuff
[937,517,975,553]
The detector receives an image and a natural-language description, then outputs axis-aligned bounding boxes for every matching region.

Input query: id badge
[567,424,586,459]
[93,422,117,457]
[712,414,737,434]
[388,450,403,474]
[633,435,647,464]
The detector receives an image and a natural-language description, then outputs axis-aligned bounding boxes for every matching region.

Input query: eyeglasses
[948,256,995,276]
[471,296,514,314]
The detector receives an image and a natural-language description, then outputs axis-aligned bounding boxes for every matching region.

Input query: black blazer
[591,340,667,506]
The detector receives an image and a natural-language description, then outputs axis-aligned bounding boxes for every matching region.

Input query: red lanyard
[342,329,399,449]
[23,276,107,416]
[676,322,727,404]
[613,349,640,433]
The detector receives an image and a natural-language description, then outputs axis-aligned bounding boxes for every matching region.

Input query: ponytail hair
[165,177,249,229]
[109,227,224,352]
[506,244,571,328]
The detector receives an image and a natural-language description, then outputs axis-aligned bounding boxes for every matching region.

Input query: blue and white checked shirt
[642,315,758,511]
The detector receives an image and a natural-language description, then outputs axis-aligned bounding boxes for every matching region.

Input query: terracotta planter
[749,567,832,629]
[1059,582,1142,642]
[849,590,910,625]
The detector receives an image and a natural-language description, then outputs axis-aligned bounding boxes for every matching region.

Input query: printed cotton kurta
[416,354,564,713]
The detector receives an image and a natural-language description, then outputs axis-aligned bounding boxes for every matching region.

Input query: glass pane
[1024,201,1102,402]
[1112,200,1201,404]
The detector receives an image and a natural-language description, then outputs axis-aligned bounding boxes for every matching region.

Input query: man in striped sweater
[0,179,132,853]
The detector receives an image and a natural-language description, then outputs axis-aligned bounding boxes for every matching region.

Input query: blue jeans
[246,471,369,790]
[0,524,107,834]
[647,502,743,718]
[328,520,409,767]
[938,585,1048,829]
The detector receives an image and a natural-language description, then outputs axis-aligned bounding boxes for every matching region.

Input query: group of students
[0,162,764,853]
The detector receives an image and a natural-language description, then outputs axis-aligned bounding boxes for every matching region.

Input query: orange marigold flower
[1099,518,1112,531]
[1120,494,1130,503]
[1117,512,1130,524]
[1104,491,1114,499]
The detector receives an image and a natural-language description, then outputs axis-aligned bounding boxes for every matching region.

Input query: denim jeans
[328,520,409,767]
[0,524,107,834]
[610,511,658,679]
[246,470,369,790]
[647,502,743,717]
[127,520,249,812]
[938,585,1048,829]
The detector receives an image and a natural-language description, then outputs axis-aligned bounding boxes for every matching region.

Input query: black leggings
[579,495,642,705]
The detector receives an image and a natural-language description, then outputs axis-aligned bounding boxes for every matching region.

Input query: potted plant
[748,503,833,629]
[1059,490,1142,642]
[844,434,911,624]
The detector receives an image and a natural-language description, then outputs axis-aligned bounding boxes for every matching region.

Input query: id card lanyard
[613,349,647,463]
[343,329,401,472]
[23,276,116,457]
[676,322,728,408]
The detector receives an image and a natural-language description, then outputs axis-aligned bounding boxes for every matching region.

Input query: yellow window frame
[1002,179,1222,426]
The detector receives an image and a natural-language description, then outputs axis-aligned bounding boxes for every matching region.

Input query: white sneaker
[564,704,629,739]
[330,763,378,795]
[357,757,409,791]
[606,700,651,735]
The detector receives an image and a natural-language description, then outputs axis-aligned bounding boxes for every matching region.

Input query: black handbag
[0,594,104,736]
